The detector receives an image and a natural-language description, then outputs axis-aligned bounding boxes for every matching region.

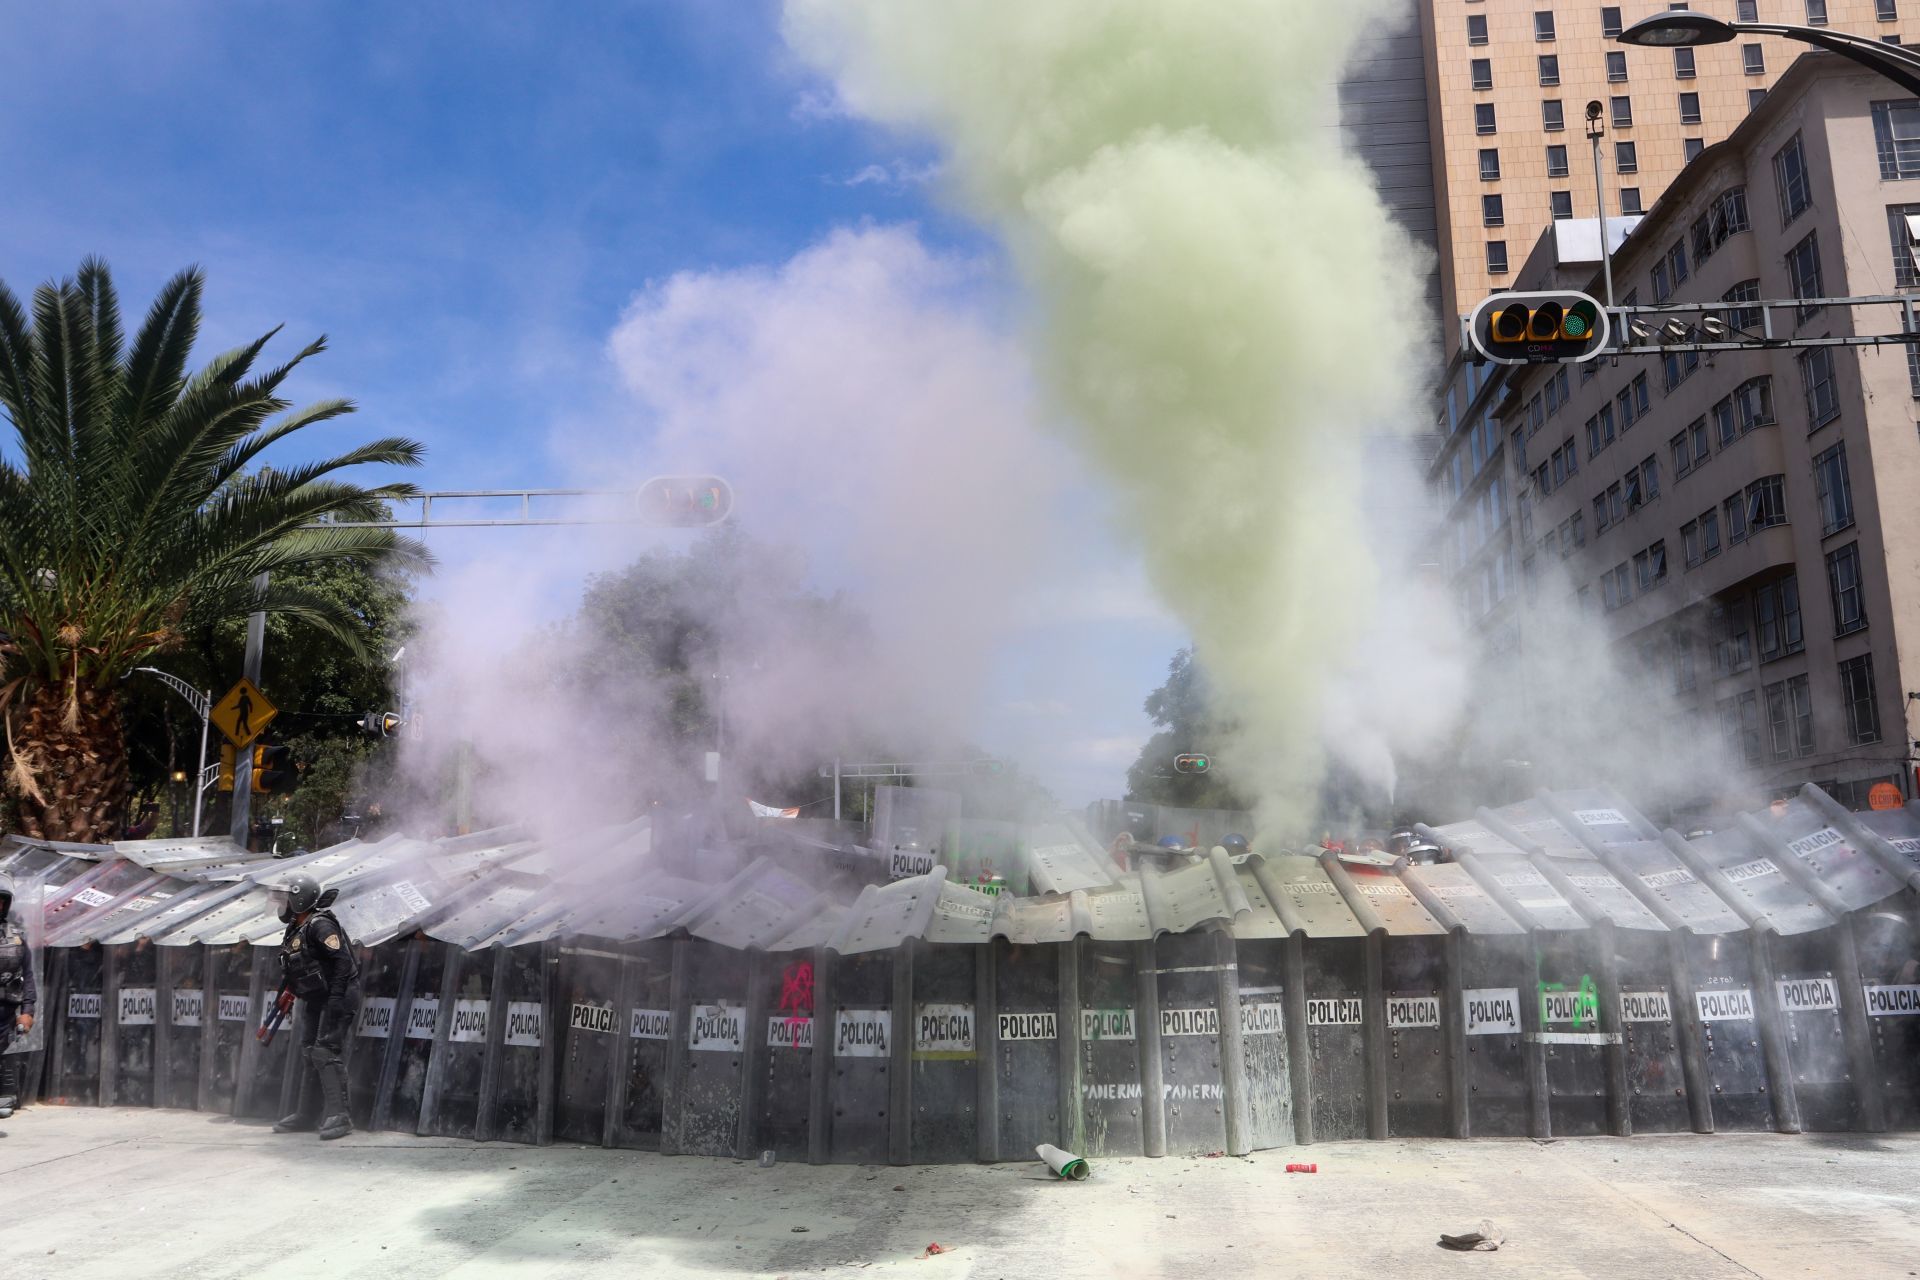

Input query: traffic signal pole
[1586,105,1614,308]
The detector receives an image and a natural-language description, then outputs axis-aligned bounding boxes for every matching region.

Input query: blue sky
[0,1,1183,805]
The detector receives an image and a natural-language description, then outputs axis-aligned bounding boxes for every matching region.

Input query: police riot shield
[907,940,978,1164]
[1077,938,1146,1157]
[665,941,751,1157]
[343,938,402,1127]
[985,935,1062,1161]
[239,944,301,1121]
[104,942,160,1107]
[377,937,448,1133]
[1150,929,1231,1156]
[553,943,625,1145]
[1534,932,1609,1137]
[194,941,257,1113]
[826,949,894,1163]
[1685,932,1773,1130]
[1770,928,1856,1132]
[1232,938,1294,1151]
[46,941,105,1103]
[1455,934,1532,1137]
[746,950,815,1161]
[1609,935,1692,1134]
[418,945,496,1140]
[1381,933,1449,1138]
[609,938,677,1151]
[872,785,962,881]
[155,942,204,1110]
[1302,935,1368,1140]
[482,943,550,1144]
[3,874,47,1064]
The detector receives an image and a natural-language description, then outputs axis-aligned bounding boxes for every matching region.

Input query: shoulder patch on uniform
[323,933,340,949]
[287,936,302,951]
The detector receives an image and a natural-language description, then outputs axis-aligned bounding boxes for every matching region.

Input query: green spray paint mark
[1538,975,1601,1029]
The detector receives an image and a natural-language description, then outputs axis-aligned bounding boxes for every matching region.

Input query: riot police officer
[0,873,39,1119]
[270,872,361,1140]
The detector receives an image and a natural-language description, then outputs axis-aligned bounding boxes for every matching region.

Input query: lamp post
[1619,11,1920,96]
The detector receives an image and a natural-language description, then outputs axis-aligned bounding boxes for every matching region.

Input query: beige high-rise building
[1419,0,1910,347]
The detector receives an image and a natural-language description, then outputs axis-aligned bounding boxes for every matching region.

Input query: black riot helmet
[0,871,13,925]
[274,872,323,923]
[1220,833,1251,857]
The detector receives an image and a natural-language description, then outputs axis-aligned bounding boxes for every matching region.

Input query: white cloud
[838,158,942,189]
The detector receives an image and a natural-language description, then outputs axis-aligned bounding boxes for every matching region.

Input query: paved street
[3,1107,1917,1278]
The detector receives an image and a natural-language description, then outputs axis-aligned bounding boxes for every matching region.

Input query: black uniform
[0,885,38,1114]
[277,906,361,1138]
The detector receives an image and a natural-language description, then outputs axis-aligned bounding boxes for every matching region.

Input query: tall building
[1340,8,1444,323]
[1418,0,1911,349]
[1435,55,1920,810]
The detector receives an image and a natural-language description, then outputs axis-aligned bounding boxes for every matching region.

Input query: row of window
[1718,652,1883,767]
[1465,3,1897,51]
[1470,47,1770,93]
[1591,454,1661,535]
[1478,99,1712,150]
[1601,536,1669,610]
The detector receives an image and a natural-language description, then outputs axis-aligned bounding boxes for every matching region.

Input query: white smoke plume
[784,0,1467,832]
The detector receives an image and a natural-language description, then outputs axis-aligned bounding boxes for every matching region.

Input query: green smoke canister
[1036,1143,1090,1180]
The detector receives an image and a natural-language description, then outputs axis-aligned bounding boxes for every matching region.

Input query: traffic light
[1468,290,1609,365]
[251,743,298,794]
[636,475,734,527]
[218,744,235,793]
[969,758,1006,778]
[358,710,404,737]
[1173,753,1211,775]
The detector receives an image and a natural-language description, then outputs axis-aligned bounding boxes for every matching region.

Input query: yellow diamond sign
[210,677,277,748]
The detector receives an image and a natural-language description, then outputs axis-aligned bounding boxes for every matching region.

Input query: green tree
[0,259,425,841]
[1124,648,1250,810]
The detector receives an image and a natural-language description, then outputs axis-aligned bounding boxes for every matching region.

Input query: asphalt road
[3,1106,1917,1278]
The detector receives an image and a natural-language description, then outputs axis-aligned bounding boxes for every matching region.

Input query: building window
[1679,92,1703,125]
[1713,600,1752,676]
[1800,346,1840,428]
[1739,0,1759,18]
[1724,278,1762,332]
[1537,10,1557,39]
[1814,441,1854,535]
[1700,506,1721,559]
[1751,87,1768,110]
[1612,95,1634,128]
[1775,133,1812,224]
[1744,43,1766,74]
[1543,99,1565,131]
[1540,54,1561,86]
[1468,13,1490,43]
[1747,474,1787,530]
[1616,141,1638,173]
[1754,574,1804,662]
[1473,58,1493,90]
[1642,455,1660,500]
[1602,6,1623,36]
[1736,376,1776,431]
[1765,675,1815,760]
[1607,50,1629,82]
[1807,0,1829,23]
[1547,144,1570,177]
[1675,48,1697,78]
[1682,519,1701,567]
[1476,102,1498,134]
[1487,241,1509,274]
[1551,190,1574,219]
[1828,541,1867,634]
[1881,0,1900,20]
[1713,395,1738,446]
[1787,232,1824,322]
[1483,194,1505,226]
[1663,347,1700,391]
[1874,100,1920,179]
[1621,187,1644,214]
[1722,690,1763,765]
[1480,148,1501,180]
[1888,204,1920,285]
[1724,490,1751,543]
[1840,654,1882,744]
[1685,137,1706,162]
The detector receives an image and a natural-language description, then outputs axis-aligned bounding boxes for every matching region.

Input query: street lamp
[1619,12,1920,97]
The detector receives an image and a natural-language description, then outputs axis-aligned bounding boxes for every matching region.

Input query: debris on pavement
[1438,1220,1505,1252]
[1286,1163,1317,1173]
[921,1243,948,1257]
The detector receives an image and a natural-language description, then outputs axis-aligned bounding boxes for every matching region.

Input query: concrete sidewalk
[2,1107,1916,1278]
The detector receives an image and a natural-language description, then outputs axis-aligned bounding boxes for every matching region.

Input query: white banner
[1463,988,1521,1036]
[449,998,489,1044]
[688,1002,744,1052]
[117,987,157,1026]
[357,996,396,1039]
[1695,988,1755,1021]
[914,1003,973,1053]
[405,996,440,1040]
[504,1001,542,1048]
[834,1009,891,1058]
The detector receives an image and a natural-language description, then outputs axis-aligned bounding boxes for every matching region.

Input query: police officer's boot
[311,1046,353,1141]
[0,1055,19,1119]
[272,1064,320,1133]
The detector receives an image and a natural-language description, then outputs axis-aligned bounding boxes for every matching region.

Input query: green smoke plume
[786,1,1443,831]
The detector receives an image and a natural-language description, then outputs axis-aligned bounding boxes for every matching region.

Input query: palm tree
[0,259,428,842]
